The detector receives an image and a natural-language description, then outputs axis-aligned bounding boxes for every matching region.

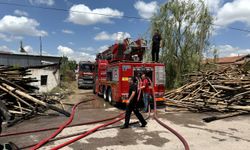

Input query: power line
[212,23,250,33]
[1,1,250,34]
[0,1,149,20]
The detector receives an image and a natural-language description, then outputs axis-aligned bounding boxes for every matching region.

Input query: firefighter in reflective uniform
[120,76,147,129]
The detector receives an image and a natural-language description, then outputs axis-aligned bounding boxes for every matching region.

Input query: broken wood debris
[0,64,70,127]
[164,65,250,122]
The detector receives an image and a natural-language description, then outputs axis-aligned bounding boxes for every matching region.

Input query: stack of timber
[0,65,70,127]
[164,65,250,122]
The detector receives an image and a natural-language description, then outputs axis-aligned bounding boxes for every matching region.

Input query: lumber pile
[0,65,70,126]
[164,65,250,122]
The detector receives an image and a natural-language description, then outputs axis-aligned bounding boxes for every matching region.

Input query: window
[155,66,165,85]
[79,64,94,72]
[41,75,48,85]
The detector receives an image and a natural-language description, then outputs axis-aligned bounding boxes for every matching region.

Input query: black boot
[141,122,147,127]
[120,125,129,129]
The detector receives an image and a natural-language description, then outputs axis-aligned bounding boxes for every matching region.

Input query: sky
[0,0,250,62]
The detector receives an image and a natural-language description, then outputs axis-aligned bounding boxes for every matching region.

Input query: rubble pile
[164,65,250,122]
[0,65,69,126]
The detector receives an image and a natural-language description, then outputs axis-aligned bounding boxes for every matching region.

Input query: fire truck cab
[93,38,165,105]
[77,61,94,89]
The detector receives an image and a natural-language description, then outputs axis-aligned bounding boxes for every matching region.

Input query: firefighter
[120,76,147,129]
[140,73,151,112]
[152,29,162,62]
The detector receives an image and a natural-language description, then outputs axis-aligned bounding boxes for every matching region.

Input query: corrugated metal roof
[0,52,60,59]
[0,53,61,67]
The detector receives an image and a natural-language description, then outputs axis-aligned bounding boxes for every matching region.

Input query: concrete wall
[27,68,60,93]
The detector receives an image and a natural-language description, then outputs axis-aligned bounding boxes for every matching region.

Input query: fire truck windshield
[79,64,94,72]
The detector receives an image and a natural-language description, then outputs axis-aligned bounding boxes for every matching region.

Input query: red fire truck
[77,61,94,89]
[93,38,165,105]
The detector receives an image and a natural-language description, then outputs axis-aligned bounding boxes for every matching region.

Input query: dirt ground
[0,87,250,150]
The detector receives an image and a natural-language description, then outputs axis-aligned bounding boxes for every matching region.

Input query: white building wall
[27,69,60,93]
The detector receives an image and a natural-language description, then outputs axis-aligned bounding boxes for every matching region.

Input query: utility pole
[20,40,26,53]
[40,36,42,56]
[39,36,42,64]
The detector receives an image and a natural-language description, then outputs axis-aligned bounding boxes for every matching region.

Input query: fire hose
[147,77,190,150]
[0,99,122,138]
[31,99,94,149]
[1,96,149,149]
[49,77,189,150]
[49,77,143,150]
[1,80,145,149]
[1,78,190,150]
[20,121,139,149]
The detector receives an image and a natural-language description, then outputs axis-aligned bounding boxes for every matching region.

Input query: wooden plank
[203,111,249,122]
[2,83,70,117]
[0,85,35,109]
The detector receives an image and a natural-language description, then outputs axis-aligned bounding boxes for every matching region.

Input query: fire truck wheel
[108,88,115,105]
[103,87,108,101]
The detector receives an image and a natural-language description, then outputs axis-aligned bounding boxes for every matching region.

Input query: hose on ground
[1,77,190,150]
[49,78,144,149]
[31,99,94,150]
[147,77,190,150]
